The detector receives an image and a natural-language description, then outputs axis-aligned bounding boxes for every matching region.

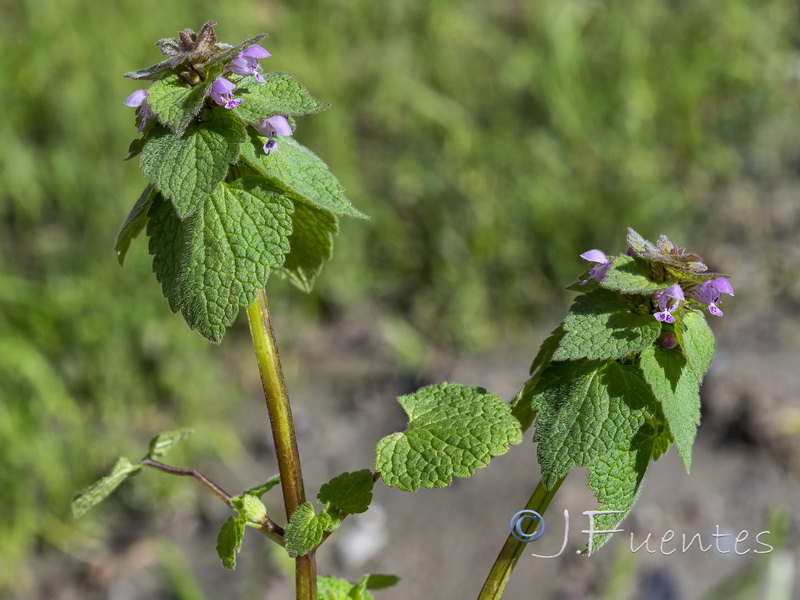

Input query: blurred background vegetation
[1,0,799,597]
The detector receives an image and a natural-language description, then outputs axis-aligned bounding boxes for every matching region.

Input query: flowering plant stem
[477,475,566,600]
[246,288,316,600]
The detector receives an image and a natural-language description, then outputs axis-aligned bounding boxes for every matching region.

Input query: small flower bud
[181,70,202,86]
[658,332,678,349]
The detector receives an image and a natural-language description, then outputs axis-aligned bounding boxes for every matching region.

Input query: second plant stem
[246,288,316,600]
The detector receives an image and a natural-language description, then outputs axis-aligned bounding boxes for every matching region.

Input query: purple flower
[210,77,242,109]
[255,115,293,154]
[124,89,155,132]
[579,250,610,285]
[689,277,734,317]
[653,284,685,323]
[124,89,147,107]
[228,45,271,83]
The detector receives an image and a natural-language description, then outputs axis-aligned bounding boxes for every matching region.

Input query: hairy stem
[246,288,316,599]
[477,476,566,600]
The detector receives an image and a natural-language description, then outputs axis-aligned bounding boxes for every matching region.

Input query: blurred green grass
[1,0,798,595]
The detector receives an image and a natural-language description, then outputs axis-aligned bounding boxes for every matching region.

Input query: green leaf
[71,457,142,517]
[649,409,673,461]
[124,59,179,81]
[116,184,156,265]
[532,361,658,489]
[141,108,246,219]
[317,576,356,600]
[580,405,670,551]
[241,135,367,219]
[317,576,375,600]
[626,228,658,254]
[583,447,647,553]
[146,427,194,460]
[317,470,374,514]
[243,474,281,498]
[125,135,145,161]
[565,275,600,293]
[350,576,372,600]
[576,405,670,553]
[510,377,538,434]
[234,72,329,123]
[532,357,667,552]
[363,575,400,590]
[281,201,338,292]
[318,506,343,533]
[230,493,268,525]
[148,177,293,343]
[648,406,675,460]
[146,65,224,135]
[600,255,673,295]
[216,516,245,570]
[553,289,661,361]
[677,309,716,382]
[529,325,565,376]
[285,502,324,558]
[639,345,700,473]
[510,325,566,432]
[375,383,522,491]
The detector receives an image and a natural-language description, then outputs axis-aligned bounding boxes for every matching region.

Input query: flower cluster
[579,229,734,324]
[124,42,292,154]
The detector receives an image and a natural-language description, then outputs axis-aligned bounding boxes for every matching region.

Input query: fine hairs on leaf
[71,457,142,518]
[72,427,197,518]
[147,178,294,343]
[375,383,522,491]
[217,516,245,570]
[146,64,225,135]
[316,574,400,599]
[317,470,375,514]
[285,502,325,558]
[147,428,195,460]
[140,108,247,220]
